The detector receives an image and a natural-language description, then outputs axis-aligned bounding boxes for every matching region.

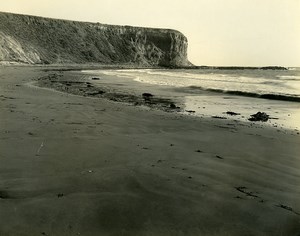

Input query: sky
[0,0,299,67]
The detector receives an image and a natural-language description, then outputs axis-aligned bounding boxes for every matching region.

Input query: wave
[277,75,300,80]
[188,86,300,103]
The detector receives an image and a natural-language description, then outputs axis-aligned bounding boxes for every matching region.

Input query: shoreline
[73,68,300,131]
[1,66,300,235]
[1,62,290,70]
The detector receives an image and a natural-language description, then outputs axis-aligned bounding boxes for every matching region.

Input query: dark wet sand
[0,66,300,236]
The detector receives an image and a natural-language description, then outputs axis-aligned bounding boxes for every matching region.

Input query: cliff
[0,12,190,67]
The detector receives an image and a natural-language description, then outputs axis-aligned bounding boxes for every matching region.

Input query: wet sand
[1,66,300,236]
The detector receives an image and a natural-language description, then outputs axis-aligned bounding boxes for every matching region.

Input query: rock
[225,111,240,116]
[248,112,269,122]
[0,190,10,199]
[142,93,153,97]
[212,116,227,119]
[92,77,100,80]
[186,110,195,113]
[142,93,153,101]
[86,91,105,96]
[169,103,177,109]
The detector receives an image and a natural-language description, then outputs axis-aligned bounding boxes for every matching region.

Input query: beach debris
[57,193,64,198]
[185,110,195,113]
[211,116,227,119]
[36,141,44,156]
[225,111,241,116]
[235,186,259,198]
[0,190,10,199]
[215,155,224,159]
[235,196,244,199]
[92,77,100,80]
[81,169,93,174]
[188,176,192,179]
[28,132,34,136]
[142,93,153,101]
[0,95,16,100]
[276,204,293,211]
[195,149,203,153]
[41,232,52,236]
[248,112,269,122]
[86,91,105,96]
[63,103,83,106]
[275,204,300,215]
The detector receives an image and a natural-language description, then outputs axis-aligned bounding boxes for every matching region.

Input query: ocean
[84,68,300,130]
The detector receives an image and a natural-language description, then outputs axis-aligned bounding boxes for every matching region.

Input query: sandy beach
[1,66,300,236]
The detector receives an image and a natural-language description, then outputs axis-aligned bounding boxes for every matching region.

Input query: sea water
[83,68,300,130]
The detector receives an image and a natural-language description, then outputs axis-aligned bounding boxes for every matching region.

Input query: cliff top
[0,11,190,67]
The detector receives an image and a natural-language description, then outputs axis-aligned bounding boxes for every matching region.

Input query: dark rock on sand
[142,93,153,97]
[212,116,227,119]
[0,190,10,199]
[142,93,154,101]
[248,112,269,122]
[225,111,241,116]
[275,204,300,215]
[86,91,105,96]
[169,103,177,109]
[186,110,195,113]
[169,103,180,109]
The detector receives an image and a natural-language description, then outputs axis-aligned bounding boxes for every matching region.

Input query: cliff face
[0,12,190,67]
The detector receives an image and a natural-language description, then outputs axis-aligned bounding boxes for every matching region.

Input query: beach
[0,66,300,236]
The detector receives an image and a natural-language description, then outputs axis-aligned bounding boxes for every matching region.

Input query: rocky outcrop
[0,12,190,67]
[0,31,41,64]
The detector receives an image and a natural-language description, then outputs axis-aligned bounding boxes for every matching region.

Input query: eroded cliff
[0,12,190,67]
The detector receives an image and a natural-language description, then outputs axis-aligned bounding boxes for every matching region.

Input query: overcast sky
[1,0,299,66]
